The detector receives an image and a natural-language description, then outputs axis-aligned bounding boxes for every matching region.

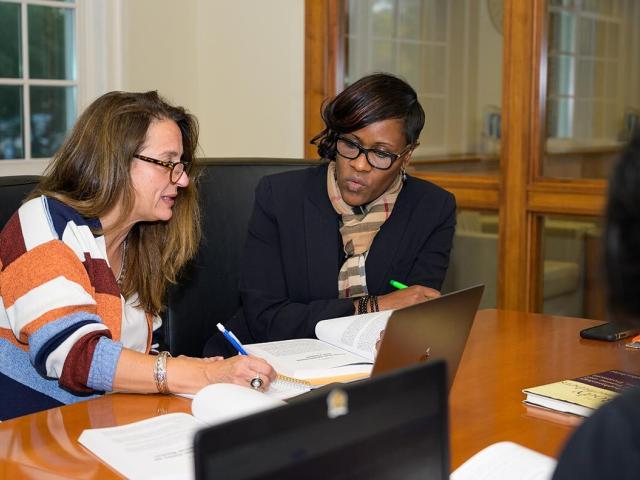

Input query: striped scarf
[327,161,403,298]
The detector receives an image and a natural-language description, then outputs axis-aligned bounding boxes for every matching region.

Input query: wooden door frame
[304,0,342,160]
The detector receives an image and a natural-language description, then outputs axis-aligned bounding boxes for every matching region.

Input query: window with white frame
[0,0,77,161]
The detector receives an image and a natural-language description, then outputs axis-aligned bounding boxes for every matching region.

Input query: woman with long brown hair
[0,91,274,420]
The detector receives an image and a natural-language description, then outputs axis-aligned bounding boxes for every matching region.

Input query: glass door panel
[539,214,603,319]
[442,210,499,308]
[343,0,504,175]
[544,0,640,179]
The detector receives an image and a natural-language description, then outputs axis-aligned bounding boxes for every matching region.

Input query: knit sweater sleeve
[0,197,123,394]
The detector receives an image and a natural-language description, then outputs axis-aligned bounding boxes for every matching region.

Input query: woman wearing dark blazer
[205,73,455,354]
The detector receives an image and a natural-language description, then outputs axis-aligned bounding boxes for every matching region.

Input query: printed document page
[79,412,201,480]
[451,441,556,480]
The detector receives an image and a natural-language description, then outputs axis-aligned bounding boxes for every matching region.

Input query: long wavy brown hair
[31,91,201,315]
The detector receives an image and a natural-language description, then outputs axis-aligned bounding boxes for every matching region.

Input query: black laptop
[193,360,450,480]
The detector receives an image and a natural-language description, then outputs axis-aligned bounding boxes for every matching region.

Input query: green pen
[389,279,409,290]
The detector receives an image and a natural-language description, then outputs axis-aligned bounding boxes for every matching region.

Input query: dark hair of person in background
[311,73,426,160]
[604,128,640,323]
[31,91,201,315]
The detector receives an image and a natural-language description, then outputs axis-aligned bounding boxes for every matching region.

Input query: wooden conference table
[1,309,638,478]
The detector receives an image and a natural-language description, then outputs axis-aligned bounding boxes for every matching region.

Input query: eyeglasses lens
[369,152,392,169]
[171,163,185,183]
[336,139,394,169]
[337,140,359,158]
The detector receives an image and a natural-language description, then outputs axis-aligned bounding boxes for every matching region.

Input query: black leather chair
[0,175,40,227]
[0,160,317,358]
[162,159,317,356]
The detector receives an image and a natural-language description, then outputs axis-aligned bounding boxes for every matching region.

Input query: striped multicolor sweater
[0,196,158,412]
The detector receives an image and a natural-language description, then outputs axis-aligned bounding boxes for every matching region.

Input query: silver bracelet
[154,351,172,394]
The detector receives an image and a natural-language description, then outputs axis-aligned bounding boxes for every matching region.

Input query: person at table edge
[206,73,456,354]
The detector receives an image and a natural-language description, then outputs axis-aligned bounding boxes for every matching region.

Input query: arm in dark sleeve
[405,191,456,291]
[552,388,640,480]
[240,178,355,343]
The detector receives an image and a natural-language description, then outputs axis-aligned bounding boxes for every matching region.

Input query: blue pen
[216,323,249,356]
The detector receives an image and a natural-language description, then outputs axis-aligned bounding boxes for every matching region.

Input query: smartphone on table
[579,322,640,341]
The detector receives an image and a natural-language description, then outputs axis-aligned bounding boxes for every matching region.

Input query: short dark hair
[311,73,425,160]
[604,128,640,323]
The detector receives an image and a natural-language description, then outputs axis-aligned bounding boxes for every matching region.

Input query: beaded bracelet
[357,295,370,314]
[371,295,379,312]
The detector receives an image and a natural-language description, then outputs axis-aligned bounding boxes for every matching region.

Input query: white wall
[122,0,305,159]
[0,0,305,176]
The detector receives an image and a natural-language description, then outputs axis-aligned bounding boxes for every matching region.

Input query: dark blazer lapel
[366,181,416,293]
[304,165,342,298]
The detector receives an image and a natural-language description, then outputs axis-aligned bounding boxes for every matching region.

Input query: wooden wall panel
[498,0,539,310]
[414,173,499,210]
[304,0,341,159]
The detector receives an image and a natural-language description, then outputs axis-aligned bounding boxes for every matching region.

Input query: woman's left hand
[377,285,440,311]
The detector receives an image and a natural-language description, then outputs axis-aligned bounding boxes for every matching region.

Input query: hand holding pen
[216,323,276,390]
[217,323,248,355]
[370,279,441,311]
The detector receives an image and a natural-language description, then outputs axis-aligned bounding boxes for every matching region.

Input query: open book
[451,442,557,480]
[78,384,284,480]
[245,309,392,390]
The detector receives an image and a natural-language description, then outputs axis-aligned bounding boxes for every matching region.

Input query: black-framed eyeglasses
[133,154,191,184]
[335,137,413,170]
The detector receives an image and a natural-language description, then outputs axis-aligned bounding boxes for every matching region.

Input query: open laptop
[371,284,484,391]
[193,360,450,480]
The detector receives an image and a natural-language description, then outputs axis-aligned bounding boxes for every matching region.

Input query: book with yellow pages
[244,309,392,388]
[523,370,640,417]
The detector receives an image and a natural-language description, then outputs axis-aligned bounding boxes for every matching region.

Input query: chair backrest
[0,176,41,230]
[164,159,317,356]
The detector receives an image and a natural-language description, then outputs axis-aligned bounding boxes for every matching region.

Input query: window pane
[442,210,498,309]
[344,0,503,175]
[28,5,75,80]
[540,215,603,319]
[30,86,75,158]
[371,40,394,72]
[0,2,22,78]
[544,0,639,179]
[549,11,575,54]
[0,85,24,159]
[548,54,574,96]
[370,0,395,38]
[398,0,422,40]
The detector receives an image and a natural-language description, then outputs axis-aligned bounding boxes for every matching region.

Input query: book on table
[522,369,640,417]
[78,384,284,480]
[244,309,391,389]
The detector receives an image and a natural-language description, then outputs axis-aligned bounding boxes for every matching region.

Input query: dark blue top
[234,163,456,344]
[553,387,640,479]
